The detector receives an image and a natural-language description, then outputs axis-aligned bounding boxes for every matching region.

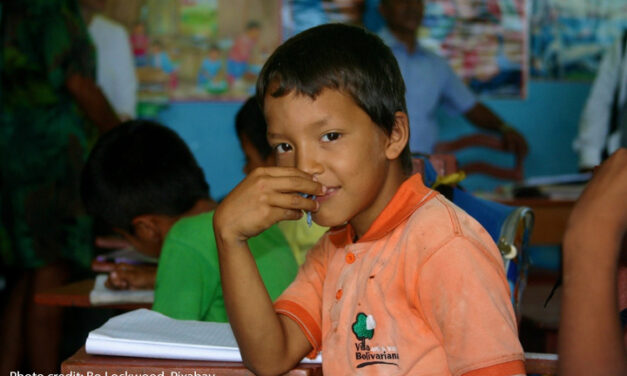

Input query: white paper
[89,274,154,305]
[86,308,322,363]
[520,172,592,186]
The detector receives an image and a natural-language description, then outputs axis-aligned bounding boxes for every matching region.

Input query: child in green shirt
[81,120,298,321]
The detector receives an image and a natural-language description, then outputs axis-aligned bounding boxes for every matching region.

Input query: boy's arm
[463,103,528,157]
[559,148,627,376]
[213,167,324,375]
[65,73,121,134]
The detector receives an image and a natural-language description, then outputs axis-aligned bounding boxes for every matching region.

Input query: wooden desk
[498,198,575,246]
[62,347,322,376]
[34,278,151,310]
[525,352,558,375]
[62,347,555,376]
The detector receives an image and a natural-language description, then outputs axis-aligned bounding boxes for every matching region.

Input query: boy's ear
[115,215,166,258]
[385,111,410,160]
[130,215,163,242]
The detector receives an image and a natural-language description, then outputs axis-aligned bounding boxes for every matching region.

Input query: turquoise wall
[439,80,591,192]
[157,101,246,201]
[156,80,592,201]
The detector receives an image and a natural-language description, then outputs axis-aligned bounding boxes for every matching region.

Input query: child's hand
[94,235,131,250]
[105,263,157,290]
[214,167,325,245]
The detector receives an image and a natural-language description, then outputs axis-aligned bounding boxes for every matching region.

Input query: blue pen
[300,193,315,227]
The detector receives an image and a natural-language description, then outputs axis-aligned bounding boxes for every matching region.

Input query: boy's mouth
[315,186,338,203]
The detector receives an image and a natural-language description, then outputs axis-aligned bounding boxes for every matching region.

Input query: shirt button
[345,252,356,264]
[336,289,343,300]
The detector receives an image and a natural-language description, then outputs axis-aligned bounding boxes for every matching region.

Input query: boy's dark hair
[235,96,272,160]
[256,23,412,174]
[81,120,210,233]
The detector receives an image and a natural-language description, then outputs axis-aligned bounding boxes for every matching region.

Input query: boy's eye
[274,143,292,154]
[321,132,341,142]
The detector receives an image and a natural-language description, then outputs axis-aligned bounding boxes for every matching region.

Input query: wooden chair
[433,133,524,181]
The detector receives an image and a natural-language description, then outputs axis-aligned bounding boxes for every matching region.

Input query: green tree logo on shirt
[352,312,374,349]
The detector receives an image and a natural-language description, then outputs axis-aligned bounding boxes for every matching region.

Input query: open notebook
[89,274,154,305]
[86,308,322,363]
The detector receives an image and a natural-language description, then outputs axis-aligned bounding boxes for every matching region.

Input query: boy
[214,24,525,375]
[81,120,298,322]
[235,96,328,265]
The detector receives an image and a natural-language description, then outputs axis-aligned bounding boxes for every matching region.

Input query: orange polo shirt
[275,173,525,375]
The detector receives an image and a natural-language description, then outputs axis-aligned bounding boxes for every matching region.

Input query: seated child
[235,96,328,265]
[213,24,525,375]
[81,120,298,322]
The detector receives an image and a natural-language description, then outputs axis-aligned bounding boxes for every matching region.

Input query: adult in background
[0,0,120,372]
[574,31,627,171]
[80,0,138,120]
[378,0,528,156]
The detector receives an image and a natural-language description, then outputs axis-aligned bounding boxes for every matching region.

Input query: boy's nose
[296,149,323,176]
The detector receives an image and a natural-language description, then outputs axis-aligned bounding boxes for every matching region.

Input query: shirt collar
[328,173,436,248]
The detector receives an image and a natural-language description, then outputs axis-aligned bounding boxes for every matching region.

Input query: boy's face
[265,88,403,235]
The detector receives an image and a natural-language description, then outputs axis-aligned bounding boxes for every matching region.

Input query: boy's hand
[105,263,157,290]
[214,167,324,245]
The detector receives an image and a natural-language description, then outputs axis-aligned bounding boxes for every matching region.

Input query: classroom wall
[157,101,246,201]
[157,80,592,201]
[439,80,592,192]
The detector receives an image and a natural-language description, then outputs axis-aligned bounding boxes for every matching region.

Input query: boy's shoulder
[166,210,292,260]
[400,194,499,261]
[158,212,219,279]
[168,211,215,240]
[162,211,216,257]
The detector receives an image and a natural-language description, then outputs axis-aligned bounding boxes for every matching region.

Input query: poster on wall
[529,0,627,80]
[282,0,366,38]
[283,0,528,98]
[108,0,281,103]
[418,0,528,98]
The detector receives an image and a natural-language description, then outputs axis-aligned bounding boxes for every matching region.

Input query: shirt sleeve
[416,236,525,376]
[108,24,138,118]
[274,236,330,358]
[153,238,220,321]
[439,60,477,115]
[574,38,623,169]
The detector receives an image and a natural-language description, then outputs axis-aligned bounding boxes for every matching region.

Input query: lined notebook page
[86,308,322,363]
